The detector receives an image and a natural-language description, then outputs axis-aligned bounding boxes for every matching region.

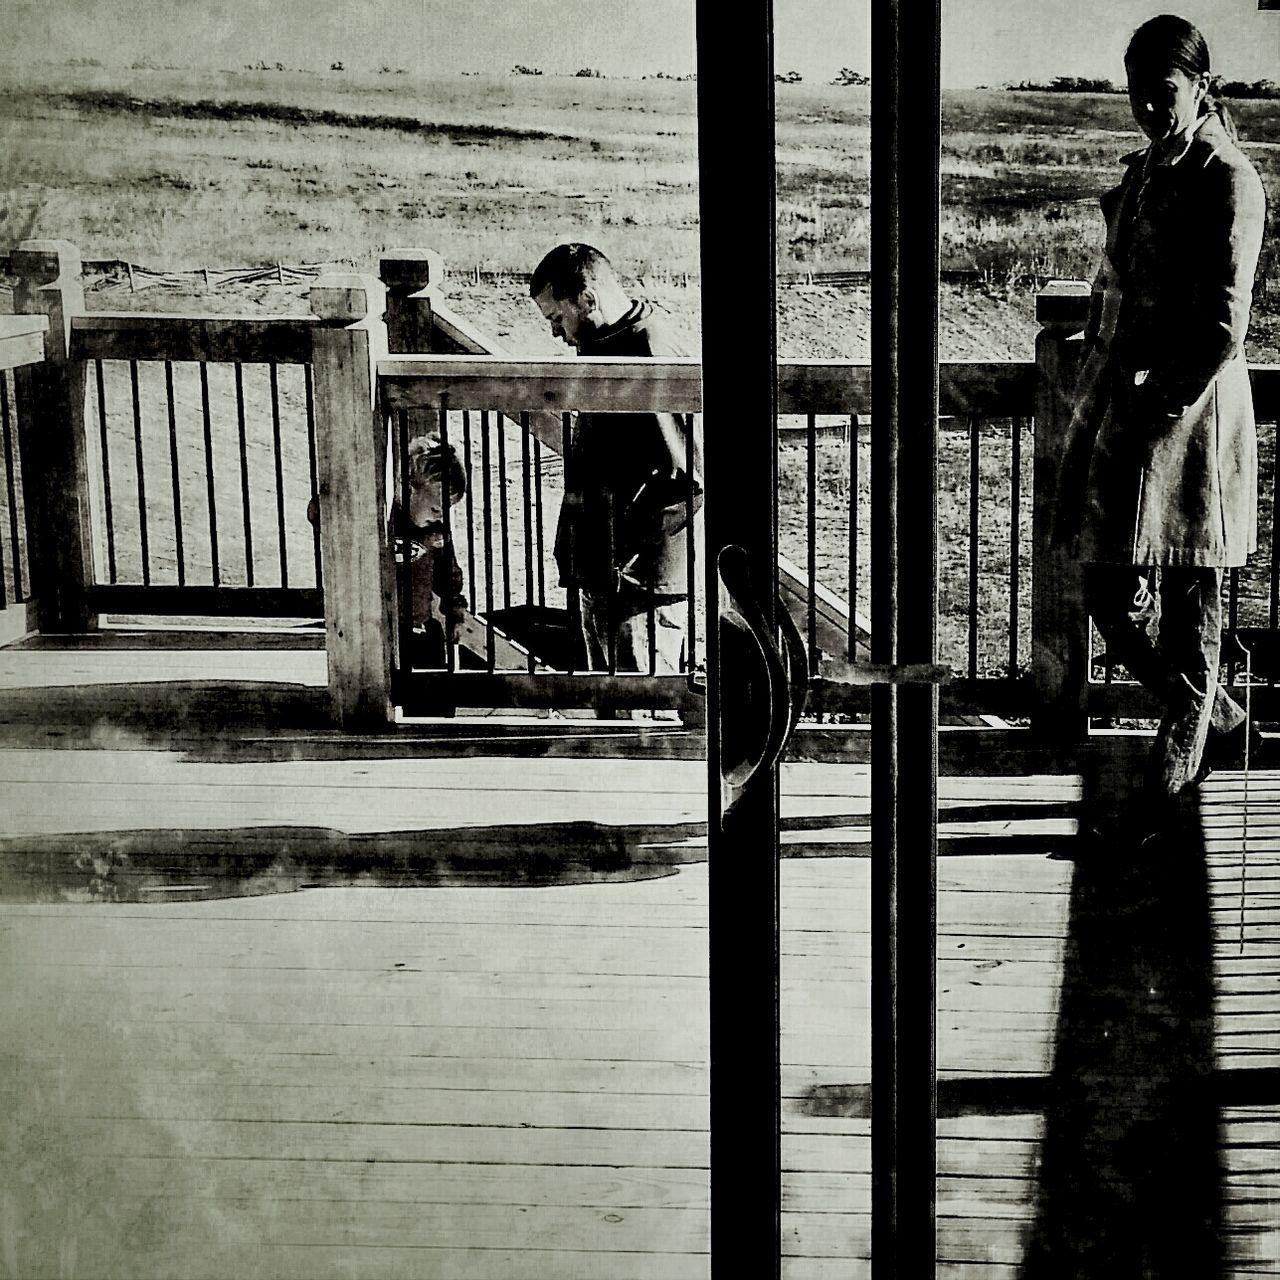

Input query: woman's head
[1124,15,1235,143]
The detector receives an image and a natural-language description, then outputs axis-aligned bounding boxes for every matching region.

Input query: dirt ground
[82,275,1045,362]
[79,272,1280,365]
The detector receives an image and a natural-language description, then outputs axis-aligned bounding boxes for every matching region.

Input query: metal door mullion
[697,1,782,1275]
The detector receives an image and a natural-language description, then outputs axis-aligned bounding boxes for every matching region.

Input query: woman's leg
[1151,567,1242,794]
[1083,564,1174,701]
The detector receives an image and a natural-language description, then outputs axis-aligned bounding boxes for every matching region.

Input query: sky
[3,0,1276,88]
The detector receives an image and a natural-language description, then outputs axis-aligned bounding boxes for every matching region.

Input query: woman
[1061,14,1267,801]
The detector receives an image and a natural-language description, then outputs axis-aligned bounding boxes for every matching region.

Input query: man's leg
[580,589,638,720]
[581,590,629,672]
[652,601,688,675]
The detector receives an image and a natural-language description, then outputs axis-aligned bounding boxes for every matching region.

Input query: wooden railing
[0,307,49,645]
[6,239,1280,746]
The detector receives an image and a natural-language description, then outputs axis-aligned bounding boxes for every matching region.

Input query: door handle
[717,545,810,818]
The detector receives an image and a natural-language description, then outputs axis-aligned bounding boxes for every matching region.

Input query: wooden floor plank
[3,683,1278,1278]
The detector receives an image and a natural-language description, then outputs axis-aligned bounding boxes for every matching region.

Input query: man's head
[530,243,629,348]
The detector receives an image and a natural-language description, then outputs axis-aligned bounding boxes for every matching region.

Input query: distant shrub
[330,61,345,72]
[512,64,544,76]
[575,68,604,79]
[1007,76,1120,93]
[775,70,803,84]
[379,66,408,76]
[831,68,870,87]
[1219,79,1280,99]
[65,57,103,68]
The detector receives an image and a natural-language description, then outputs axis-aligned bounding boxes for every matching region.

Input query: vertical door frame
[696,2,783,1277]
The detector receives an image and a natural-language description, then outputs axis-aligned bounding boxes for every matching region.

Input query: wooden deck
[1,644,1278,1278]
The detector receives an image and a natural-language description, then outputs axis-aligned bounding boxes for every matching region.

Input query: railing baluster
[968,413,980,680]
[564,412,580,675]
[439,404,455,674]
[234,363,254,587]
[648,601,657,677]
[534,435,546,608]
[1102,629,1115,730]
[807,411,818,670]
[481,410,496,673]
[200,362,220,586]
[2,373,25,603]
[1228,566,1240,688]
[0,384,7,606]
[685,412,696,675]
[462,410,476,611]
[164,362,185,588]
[848,412,858,662]
[305,364,322,587]
[270,363,288,588]
[130,360,151,586]
[1271,423,1279,688]
[520,412,534,674]
[1009,417,1022,678]
[95,359,117,585]
[1100,616,1115,722]
[398,408,413,674]
[606,492,617,676]
[497,413,512,610]
[1270,425,1279,634]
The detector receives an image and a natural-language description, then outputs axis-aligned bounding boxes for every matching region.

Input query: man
[530,243,702,676]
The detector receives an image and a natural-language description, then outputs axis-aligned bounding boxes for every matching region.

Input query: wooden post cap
[309,273,387,324]
[1035,279,1090,325]
[379,249,444,292]
[10,240,82,282]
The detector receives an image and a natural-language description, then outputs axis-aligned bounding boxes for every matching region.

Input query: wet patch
[0,820,708,903]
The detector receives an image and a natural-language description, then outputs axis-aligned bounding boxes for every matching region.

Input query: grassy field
[1,63,1277,681]
[3,64,1277,285]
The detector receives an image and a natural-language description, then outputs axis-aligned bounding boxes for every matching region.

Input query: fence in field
[3,239,1279,746]
[6,257,989,300]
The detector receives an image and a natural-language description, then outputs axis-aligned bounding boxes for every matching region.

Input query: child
[308,435,468,668]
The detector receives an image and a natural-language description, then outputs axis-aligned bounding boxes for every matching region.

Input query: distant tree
[1220,78,1280,98]
[775,70,803,84]
[831,67,870,86]
[330,61,345,72]
[512,64,544,76]
[1006,76,1119,93]
[575,67,604,78]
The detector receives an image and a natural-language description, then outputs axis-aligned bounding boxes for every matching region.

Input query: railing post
[380,248,446,447]
[309,273,394,729]
[379,248,443,356]
[1032,280,1091,751]
[10,239,95,634]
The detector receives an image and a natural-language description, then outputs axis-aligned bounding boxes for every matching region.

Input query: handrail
[379,355,703,413]
[387,350,1280,421]
[0,316,49,373]
[70,313,319,364]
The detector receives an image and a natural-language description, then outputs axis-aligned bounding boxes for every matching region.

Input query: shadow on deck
[0,643,1277,1277]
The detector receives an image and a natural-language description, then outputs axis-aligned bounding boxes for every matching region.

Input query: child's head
[404,435,458,528]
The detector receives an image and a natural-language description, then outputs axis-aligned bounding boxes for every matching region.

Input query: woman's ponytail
[1202,77,1239,141]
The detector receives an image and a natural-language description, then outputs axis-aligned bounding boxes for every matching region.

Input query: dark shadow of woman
[1024,788,1225,1278]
